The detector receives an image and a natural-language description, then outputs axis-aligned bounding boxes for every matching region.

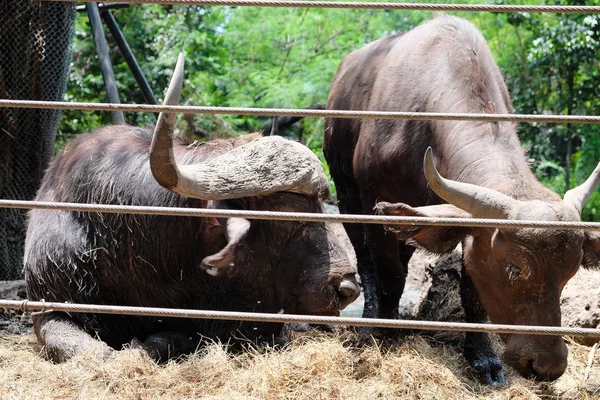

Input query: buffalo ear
[582,231,600,270]
[374,202,472,254]
[201,217,250,276]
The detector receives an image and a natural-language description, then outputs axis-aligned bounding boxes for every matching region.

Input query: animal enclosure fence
[0,0,599,338]
[0,0,76,280]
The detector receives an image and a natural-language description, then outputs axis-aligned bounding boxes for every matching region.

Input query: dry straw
[0,331,598,399]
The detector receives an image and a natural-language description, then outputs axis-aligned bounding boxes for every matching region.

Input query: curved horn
[150,55,329,200]
[150,52,185,191]
[423,147,519,219]
[563,160,600,215]
[175,136,330,200]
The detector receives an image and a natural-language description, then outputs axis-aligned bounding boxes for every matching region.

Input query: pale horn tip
[163,52,185,106]
[149,52,186,191]
[423,146,439,183]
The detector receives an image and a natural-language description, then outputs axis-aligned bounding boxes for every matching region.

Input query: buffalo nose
[529,358,568,382]
[335,275,361,306]
[505,336,568,382]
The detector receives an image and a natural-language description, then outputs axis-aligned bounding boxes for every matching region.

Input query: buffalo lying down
[25,54,360,363]
[324,16,600,383]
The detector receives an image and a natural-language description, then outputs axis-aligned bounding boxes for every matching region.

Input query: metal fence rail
[5,299,600,337]
[43,0,600,14]
[3,199,600,231]
[2,99,600,124]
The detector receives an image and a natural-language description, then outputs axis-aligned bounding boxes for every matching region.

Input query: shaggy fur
[25,126,357,361]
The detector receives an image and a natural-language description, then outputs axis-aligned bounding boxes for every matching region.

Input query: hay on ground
[0,329,598,400]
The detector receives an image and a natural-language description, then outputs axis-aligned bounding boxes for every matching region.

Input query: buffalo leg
[460,262,505,385]
[33,312,114,363]
[364,223,407,320]
[344,221,379,319]
[332,171,379,320]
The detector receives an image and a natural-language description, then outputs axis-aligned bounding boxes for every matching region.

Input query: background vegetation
[59,0,600,220]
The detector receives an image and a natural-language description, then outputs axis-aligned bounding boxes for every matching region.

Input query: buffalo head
[149,54,360,318]
[377,147,600,381]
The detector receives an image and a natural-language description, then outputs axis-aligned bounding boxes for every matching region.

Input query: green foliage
[494,2,600,219]
[58,2,600,219]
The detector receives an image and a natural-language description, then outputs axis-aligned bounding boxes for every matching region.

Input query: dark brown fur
[324,16,600,382]
[25,125,358,362]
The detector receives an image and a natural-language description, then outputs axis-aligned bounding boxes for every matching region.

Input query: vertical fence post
[86,2,126,125]
[100,8,159,120]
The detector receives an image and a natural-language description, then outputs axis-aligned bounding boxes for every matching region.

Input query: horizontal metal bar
[4,299,600,337]
[2,199,600,231]
[1,100,599,124]
[76,3,130,12]
[46,0,600,14]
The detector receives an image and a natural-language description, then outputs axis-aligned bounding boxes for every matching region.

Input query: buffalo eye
[506,263,521,281]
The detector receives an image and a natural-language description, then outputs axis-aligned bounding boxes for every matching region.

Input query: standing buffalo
[324,16,600,383]
[25,54,360,363]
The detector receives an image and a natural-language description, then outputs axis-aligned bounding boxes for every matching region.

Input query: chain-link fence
[0,0,75,280]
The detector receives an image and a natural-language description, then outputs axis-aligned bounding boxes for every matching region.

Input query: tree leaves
[58,2,600,218]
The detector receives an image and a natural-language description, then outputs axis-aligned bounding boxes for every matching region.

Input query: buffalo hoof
[130,331,198,363]
[465,347,505,386]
